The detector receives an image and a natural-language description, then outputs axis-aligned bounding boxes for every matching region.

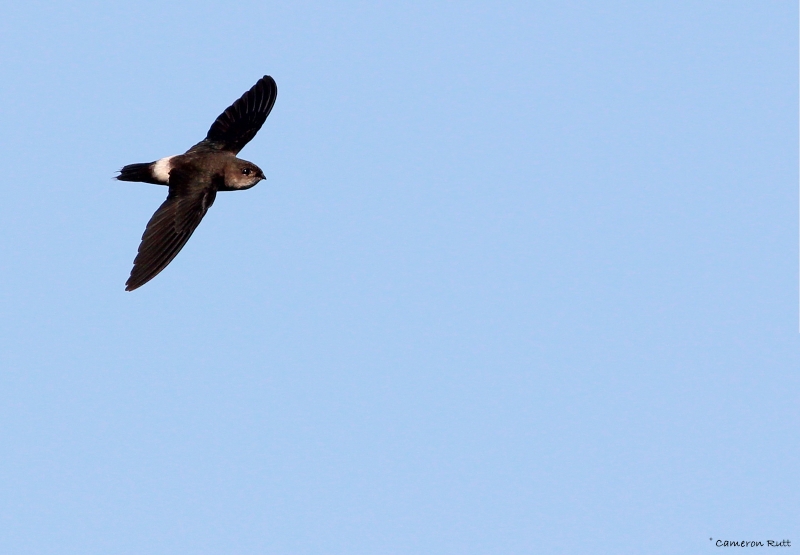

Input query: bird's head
[226,160,265,190]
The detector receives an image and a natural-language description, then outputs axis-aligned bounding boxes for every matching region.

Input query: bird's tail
[116,162,164,185]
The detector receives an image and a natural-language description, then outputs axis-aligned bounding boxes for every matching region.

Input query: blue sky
[0,2,797,554]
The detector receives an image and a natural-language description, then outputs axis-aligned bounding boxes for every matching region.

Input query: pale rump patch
[152,156,175,183]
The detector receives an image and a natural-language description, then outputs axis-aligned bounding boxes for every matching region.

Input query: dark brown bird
[117,75,278,291]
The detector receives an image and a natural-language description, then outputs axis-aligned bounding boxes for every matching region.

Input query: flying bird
[117,75,278,291]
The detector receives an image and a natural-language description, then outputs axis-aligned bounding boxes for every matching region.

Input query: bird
[116,75,278,291]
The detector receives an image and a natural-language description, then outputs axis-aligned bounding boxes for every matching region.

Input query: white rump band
[152,156,175,183]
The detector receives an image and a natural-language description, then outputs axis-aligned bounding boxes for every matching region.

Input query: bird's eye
[241,168,252,176]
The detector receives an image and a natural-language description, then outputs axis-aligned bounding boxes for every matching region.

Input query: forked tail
[116,162,165,185]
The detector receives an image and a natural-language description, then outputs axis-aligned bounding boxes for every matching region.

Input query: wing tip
[125,276,143,291]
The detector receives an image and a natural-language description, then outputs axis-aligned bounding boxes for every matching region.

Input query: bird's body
[117,75,278,291]
[122,152,264,191]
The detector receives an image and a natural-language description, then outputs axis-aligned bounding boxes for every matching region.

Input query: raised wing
[188,75,277,155]
[125,169,217,291]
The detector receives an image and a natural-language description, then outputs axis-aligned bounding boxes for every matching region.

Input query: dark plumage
[117,75,277,291]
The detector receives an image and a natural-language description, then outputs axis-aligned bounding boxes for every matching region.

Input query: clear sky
[0,2,797,554]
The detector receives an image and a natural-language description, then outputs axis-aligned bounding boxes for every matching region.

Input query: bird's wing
[125,168,217,291]
[188,75,277,155]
